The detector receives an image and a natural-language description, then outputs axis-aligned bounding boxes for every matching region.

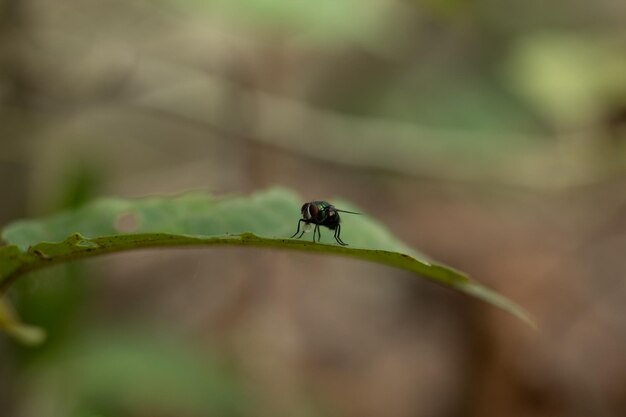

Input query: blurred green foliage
[17,327,247,417]
[178,0,391,46]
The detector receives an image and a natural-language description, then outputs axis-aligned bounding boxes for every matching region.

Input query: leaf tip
[6,324,47,346]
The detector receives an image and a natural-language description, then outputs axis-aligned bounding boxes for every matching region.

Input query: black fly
[290,201,360,246]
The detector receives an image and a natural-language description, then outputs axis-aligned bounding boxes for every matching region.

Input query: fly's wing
[313,201,360,214]
[335,209,361,215]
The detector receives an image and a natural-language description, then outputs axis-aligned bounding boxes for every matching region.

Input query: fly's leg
[313,224,320,243]
[334,224,348,246]
[290,219,307,239]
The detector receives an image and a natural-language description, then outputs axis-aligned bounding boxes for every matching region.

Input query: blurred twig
[127,65,610,190]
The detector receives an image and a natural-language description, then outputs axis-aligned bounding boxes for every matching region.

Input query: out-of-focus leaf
[0,297,46,346]
[0,188,534,333]
[504,34,626,126]
[18,328,245,416]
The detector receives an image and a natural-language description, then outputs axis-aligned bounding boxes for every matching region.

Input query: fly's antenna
[336,209,361,215]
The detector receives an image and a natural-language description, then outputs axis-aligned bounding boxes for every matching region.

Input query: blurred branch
[129,66,607,190]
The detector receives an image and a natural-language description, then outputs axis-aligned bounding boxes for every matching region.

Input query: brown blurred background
[1,0,626,416]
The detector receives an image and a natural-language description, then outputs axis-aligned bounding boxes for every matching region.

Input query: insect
[290,201,360,246]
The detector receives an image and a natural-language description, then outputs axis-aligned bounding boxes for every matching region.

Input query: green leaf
[0,297,46,346]
[0,187,534,337]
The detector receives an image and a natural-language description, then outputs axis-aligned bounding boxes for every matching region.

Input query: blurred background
[1,0,626,416]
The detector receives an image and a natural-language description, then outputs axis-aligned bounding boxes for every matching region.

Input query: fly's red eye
[301,202,317,220]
